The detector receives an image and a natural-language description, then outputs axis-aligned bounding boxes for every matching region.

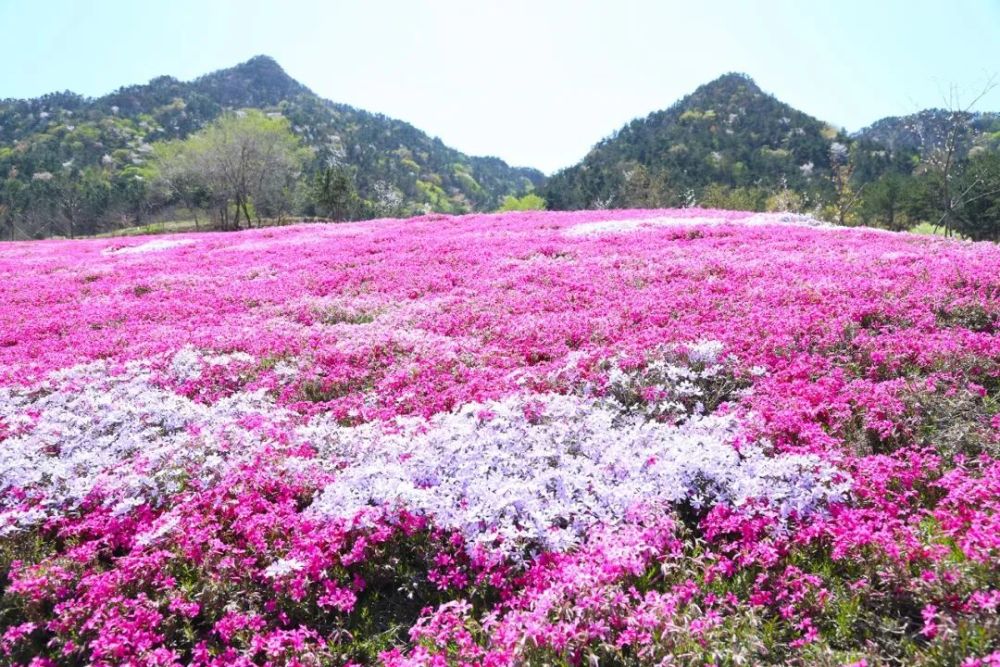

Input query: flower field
[2,208,1000,666]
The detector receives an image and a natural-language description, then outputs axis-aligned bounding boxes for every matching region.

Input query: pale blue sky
[1,0,998,173]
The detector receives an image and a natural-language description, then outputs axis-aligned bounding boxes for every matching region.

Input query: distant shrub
[497,193,546,212]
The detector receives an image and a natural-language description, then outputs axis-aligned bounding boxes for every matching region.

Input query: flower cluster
[0,354,289,535]
[306,392,848,559]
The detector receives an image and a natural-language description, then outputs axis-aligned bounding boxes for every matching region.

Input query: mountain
[0,56,543,220]
[543,73,846,210]
[855,109,1000,159]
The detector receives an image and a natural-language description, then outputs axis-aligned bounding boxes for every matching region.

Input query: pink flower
[921,604,939,639]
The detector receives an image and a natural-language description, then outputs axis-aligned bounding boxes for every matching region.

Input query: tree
[150,140,210,230]
[699,184,767,211]
[765,184,805,213]
[919,78,998,236]
[53,168,111,238]
[951,151,1000,241]
[26,173,59,238]
[113,166,151,229]
[0,175,27,240]
[151,110,308,230]
[78,168,113,236]
[861,172,908,231]
[824,142,863,226]
[617,164,675,209]
[56,170,85,238]
[311,166,360,221]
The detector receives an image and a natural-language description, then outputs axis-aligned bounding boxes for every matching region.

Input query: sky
[1,0,998,174]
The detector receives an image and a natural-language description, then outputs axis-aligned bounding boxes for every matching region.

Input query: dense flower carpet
[1,209,999,665]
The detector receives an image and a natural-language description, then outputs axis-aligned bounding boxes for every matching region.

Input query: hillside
[543,73,843,210]
[0,55,543,230]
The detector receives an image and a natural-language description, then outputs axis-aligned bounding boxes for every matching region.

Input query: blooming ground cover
[1,208,999,666]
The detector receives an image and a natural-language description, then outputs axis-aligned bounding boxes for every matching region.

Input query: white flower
[686,339,724,365]
[107,239,195,256]
[135,513,181,547]
[264,558,306,578]
[0,352,292,532]
[305,393,849,561]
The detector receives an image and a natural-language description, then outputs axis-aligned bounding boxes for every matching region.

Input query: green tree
[311,166,360,221]
[78,167,113,235]
[55,170,85,238]
[0,176,27,240]
[699,184,767,211]
[113,166,151,229]
[861,172,908,231]
[952,151,1000,241]
[150,110,308,230]
[150,140,211,230]
[823,142,863,226]
[919,80,997,236]
[617,164,675,208]
[765,186,804,213]
[26,173,59,238]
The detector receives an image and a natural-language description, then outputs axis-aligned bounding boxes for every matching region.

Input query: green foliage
[765,188,805,212]
[149,110,307,229]
[952,151,1000,241]
[859,171,910,231]
[311,166,361,221]
[497,192,546,211]
[3,60,1000,241]
[859,109,999,161]
[698,184,768,211]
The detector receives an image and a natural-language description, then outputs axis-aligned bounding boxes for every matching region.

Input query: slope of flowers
[1,208,999,666]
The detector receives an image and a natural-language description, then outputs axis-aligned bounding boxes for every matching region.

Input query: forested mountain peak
[191,55,312,108]
[73,55,311,117]
[3,59,998,241]
[678,72,763,103]
[543,73,840,210]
